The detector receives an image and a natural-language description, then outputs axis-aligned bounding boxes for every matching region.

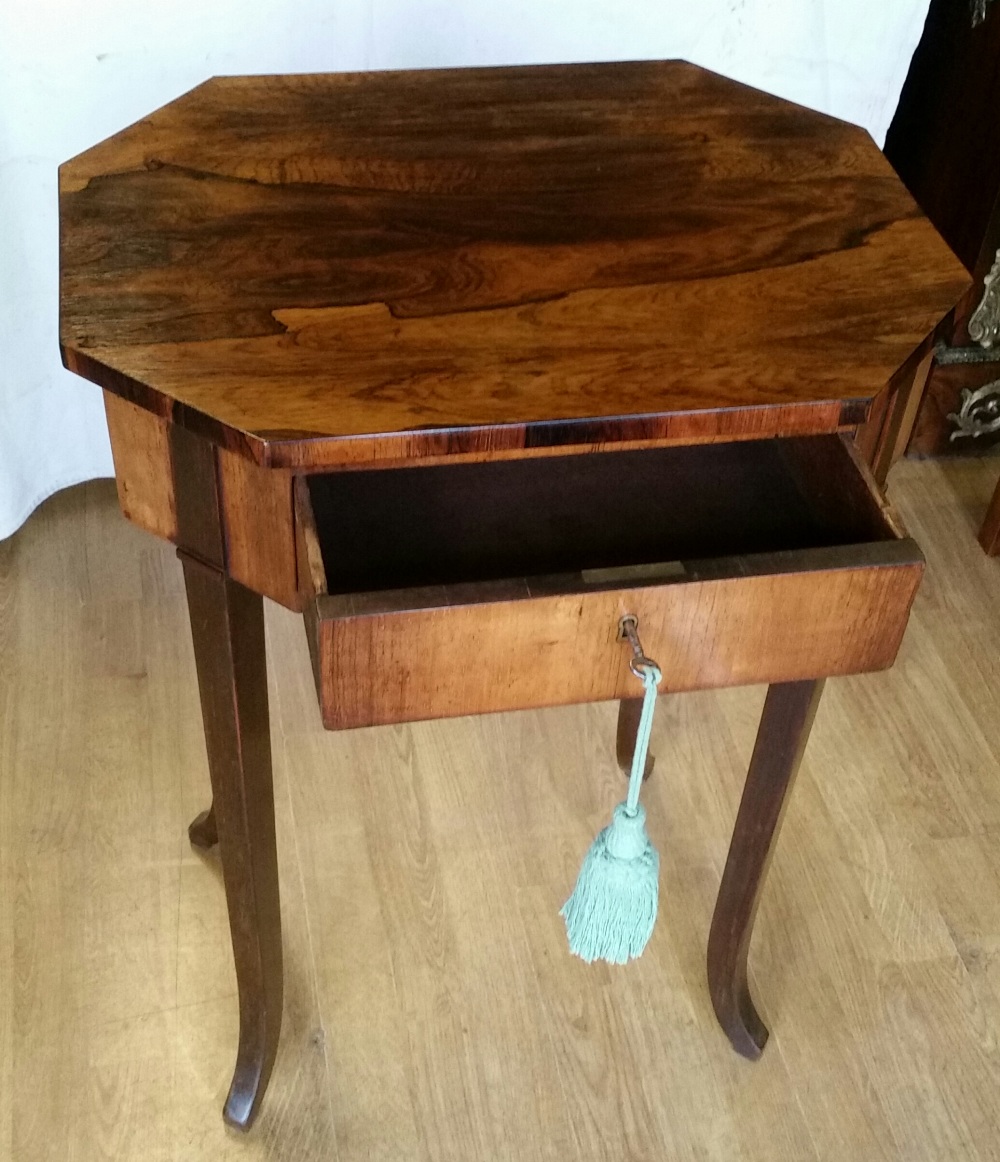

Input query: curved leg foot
[224,1048,277,1130]
[188,804,218,849]
[708,679,824,1059]
[616,697,654,781]
[182,556,283,1131]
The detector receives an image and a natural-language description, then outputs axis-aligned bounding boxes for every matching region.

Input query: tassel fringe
[561,802,659,965]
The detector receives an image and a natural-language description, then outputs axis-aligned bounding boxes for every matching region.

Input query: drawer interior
[304,435,898,597]
[300,434,921,728]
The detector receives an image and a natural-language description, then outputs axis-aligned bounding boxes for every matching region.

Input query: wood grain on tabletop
[60,61,969,469]
[4,459,1000,1159]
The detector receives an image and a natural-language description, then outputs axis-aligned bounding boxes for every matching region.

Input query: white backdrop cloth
[0,0,932,539]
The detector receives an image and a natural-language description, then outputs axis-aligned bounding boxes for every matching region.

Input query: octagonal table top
[59,60,970,469]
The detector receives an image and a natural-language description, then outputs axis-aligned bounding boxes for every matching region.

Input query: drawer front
[309,542,922,729]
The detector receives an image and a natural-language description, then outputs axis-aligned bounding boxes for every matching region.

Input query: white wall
[0,0,931,538]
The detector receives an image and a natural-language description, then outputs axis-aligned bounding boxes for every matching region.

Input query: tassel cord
[561,622,663,965]
[625,663,661,816]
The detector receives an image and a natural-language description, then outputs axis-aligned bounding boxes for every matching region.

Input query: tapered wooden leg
[182,555,282,1130]
[616,697,655,780]
[979,473,1000,555]
[708,679,824,1058]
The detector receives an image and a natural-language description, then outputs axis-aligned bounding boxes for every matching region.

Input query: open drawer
[295,435,923,730]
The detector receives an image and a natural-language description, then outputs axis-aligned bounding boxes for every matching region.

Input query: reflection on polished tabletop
[60,62,968,468]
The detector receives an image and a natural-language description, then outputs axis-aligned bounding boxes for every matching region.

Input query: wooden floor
[2,458,1000,1160]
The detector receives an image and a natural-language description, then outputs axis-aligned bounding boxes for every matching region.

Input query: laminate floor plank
[2,460,1000,1159]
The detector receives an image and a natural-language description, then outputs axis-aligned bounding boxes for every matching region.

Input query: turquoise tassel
[561,802,659,964]
[562,646,662,965]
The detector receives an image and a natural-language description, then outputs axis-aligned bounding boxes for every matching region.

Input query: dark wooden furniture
[884,0,1000,472]
[59,61,969,1131]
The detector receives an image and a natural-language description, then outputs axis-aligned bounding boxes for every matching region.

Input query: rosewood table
[58,61,970,1131]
